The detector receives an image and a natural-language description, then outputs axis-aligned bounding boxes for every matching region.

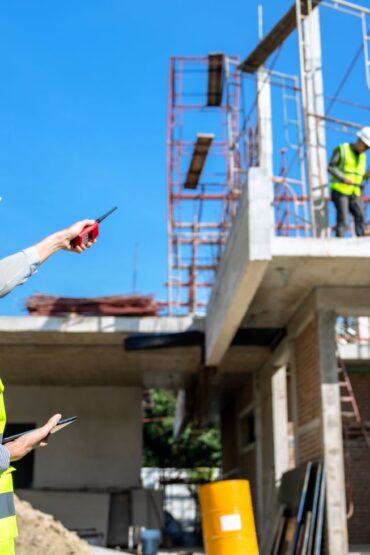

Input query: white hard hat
[357,127,370,147]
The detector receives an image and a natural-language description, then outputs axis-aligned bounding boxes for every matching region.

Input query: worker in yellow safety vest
[328,127,370,237]
[0,218,95,554]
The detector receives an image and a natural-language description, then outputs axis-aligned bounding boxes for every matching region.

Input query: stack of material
[15,495,93,555]
[261,462,325,555]
[26,294,158,317]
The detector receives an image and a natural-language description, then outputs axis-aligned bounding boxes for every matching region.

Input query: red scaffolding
[167,55,241,315]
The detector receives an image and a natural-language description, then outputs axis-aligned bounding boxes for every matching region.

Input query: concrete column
[317,310,348,555]
[301,9,328,235]
[292,312,348,555]
[271,365,290,484]
[256,68,273,178]
[256,68,274,236]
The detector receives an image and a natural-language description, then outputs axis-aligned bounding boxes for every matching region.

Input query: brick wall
[344,371,370,545]
[294,318,323,462]
[346,442,370,544]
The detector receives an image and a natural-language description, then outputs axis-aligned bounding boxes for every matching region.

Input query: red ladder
[337,356,370,519]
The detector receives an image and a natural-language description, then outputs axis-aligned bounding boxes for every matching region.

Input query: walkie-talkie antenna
[96,206,118,223]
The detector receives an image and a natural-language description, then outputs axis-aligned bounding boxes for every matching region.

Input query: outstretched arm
[0,219,95,299]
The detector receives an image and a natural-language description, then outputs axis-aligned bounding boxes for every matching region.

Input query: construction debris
[26,294,158,317]
[14,495,93,555]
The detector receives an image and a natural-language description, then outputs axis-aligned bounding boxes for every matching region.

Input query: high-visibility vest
[0,380,17,541]
[330,142,366,197]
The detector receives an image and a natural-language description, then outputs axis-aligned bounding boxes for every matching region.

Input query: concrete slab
[243,238,370,329]
[0,315,203,387]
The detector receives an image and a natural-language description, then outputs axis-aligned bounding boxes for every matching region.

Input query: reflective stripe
[0,494,15,520]
[0,435,3,443]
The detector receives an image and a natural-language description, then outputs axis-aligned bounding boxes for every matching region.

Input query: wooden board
[184,134,214,189]
[239,0,323,73]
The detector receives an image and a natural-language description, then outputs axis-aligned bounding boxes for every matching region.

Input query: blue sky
[0,1,368,314]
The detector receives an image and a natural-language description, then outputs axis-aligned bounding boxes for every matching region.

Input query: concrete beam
[206,168,273,366]
[288,286,370,339]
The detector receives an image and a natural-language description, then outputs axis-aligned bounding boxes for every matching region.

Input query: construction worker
[0,218,95,555]
[328,127,370,237]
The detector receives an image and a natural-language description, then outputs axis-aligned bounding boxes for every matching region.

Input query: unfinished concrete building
[164,1,370,553]
[1,1,370,554]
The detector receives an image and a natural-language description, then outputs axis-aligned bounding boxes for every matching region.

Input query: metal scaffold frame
[167,55,241,315]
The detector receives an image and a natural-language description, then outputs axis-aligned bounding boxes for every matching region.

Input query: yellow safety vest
[0,380,17,541]
[330,142,366,197]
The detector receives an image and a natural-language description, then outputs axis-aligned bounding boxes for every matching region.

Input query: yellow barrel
[199,480,259,555]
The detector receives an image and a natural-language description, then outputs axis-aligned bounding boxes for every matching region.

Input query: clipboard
[2,416,77,444]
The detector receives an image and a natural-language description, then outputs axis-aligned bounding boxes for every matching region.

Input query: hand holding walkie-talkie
[70,206,118,248]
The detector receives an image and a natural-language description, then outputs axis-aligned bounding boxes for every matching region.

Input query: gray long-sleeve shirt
[0,246,40,471]
[0,247,40,299]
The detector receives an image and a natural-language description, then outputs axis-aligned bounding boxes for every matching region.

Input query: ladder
[337,356,370,448]
[337,355,370,518]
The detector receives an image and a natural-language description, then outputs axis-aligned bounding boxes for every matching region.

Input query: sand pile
[14,495,93,555]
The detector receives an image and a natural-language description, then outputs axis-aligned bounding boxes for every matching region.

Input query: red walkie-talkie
[71,207,118,248]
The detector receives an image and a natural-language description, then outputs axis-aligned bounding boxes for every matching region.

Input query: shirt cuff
[22,247,41,275]
[0,445,10,473]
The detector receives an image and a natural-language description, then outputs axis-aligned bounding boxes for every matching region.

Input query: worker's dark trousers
[331,189,365,237]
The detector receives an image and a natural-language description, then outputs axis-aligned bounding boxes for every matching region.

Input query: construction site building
[1,1,370,553]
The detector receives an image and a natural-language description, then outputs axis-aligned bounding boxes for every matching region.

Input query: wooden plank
[184,134,214,189]
[239,0,323,73]
[207,53,224,106]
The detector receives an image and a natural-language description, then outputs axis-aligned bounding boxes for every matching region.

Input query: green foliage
[143,389,221,468]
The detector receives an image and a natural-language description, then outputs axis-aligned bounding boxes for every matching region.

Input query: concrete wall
[6,385,142,489]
